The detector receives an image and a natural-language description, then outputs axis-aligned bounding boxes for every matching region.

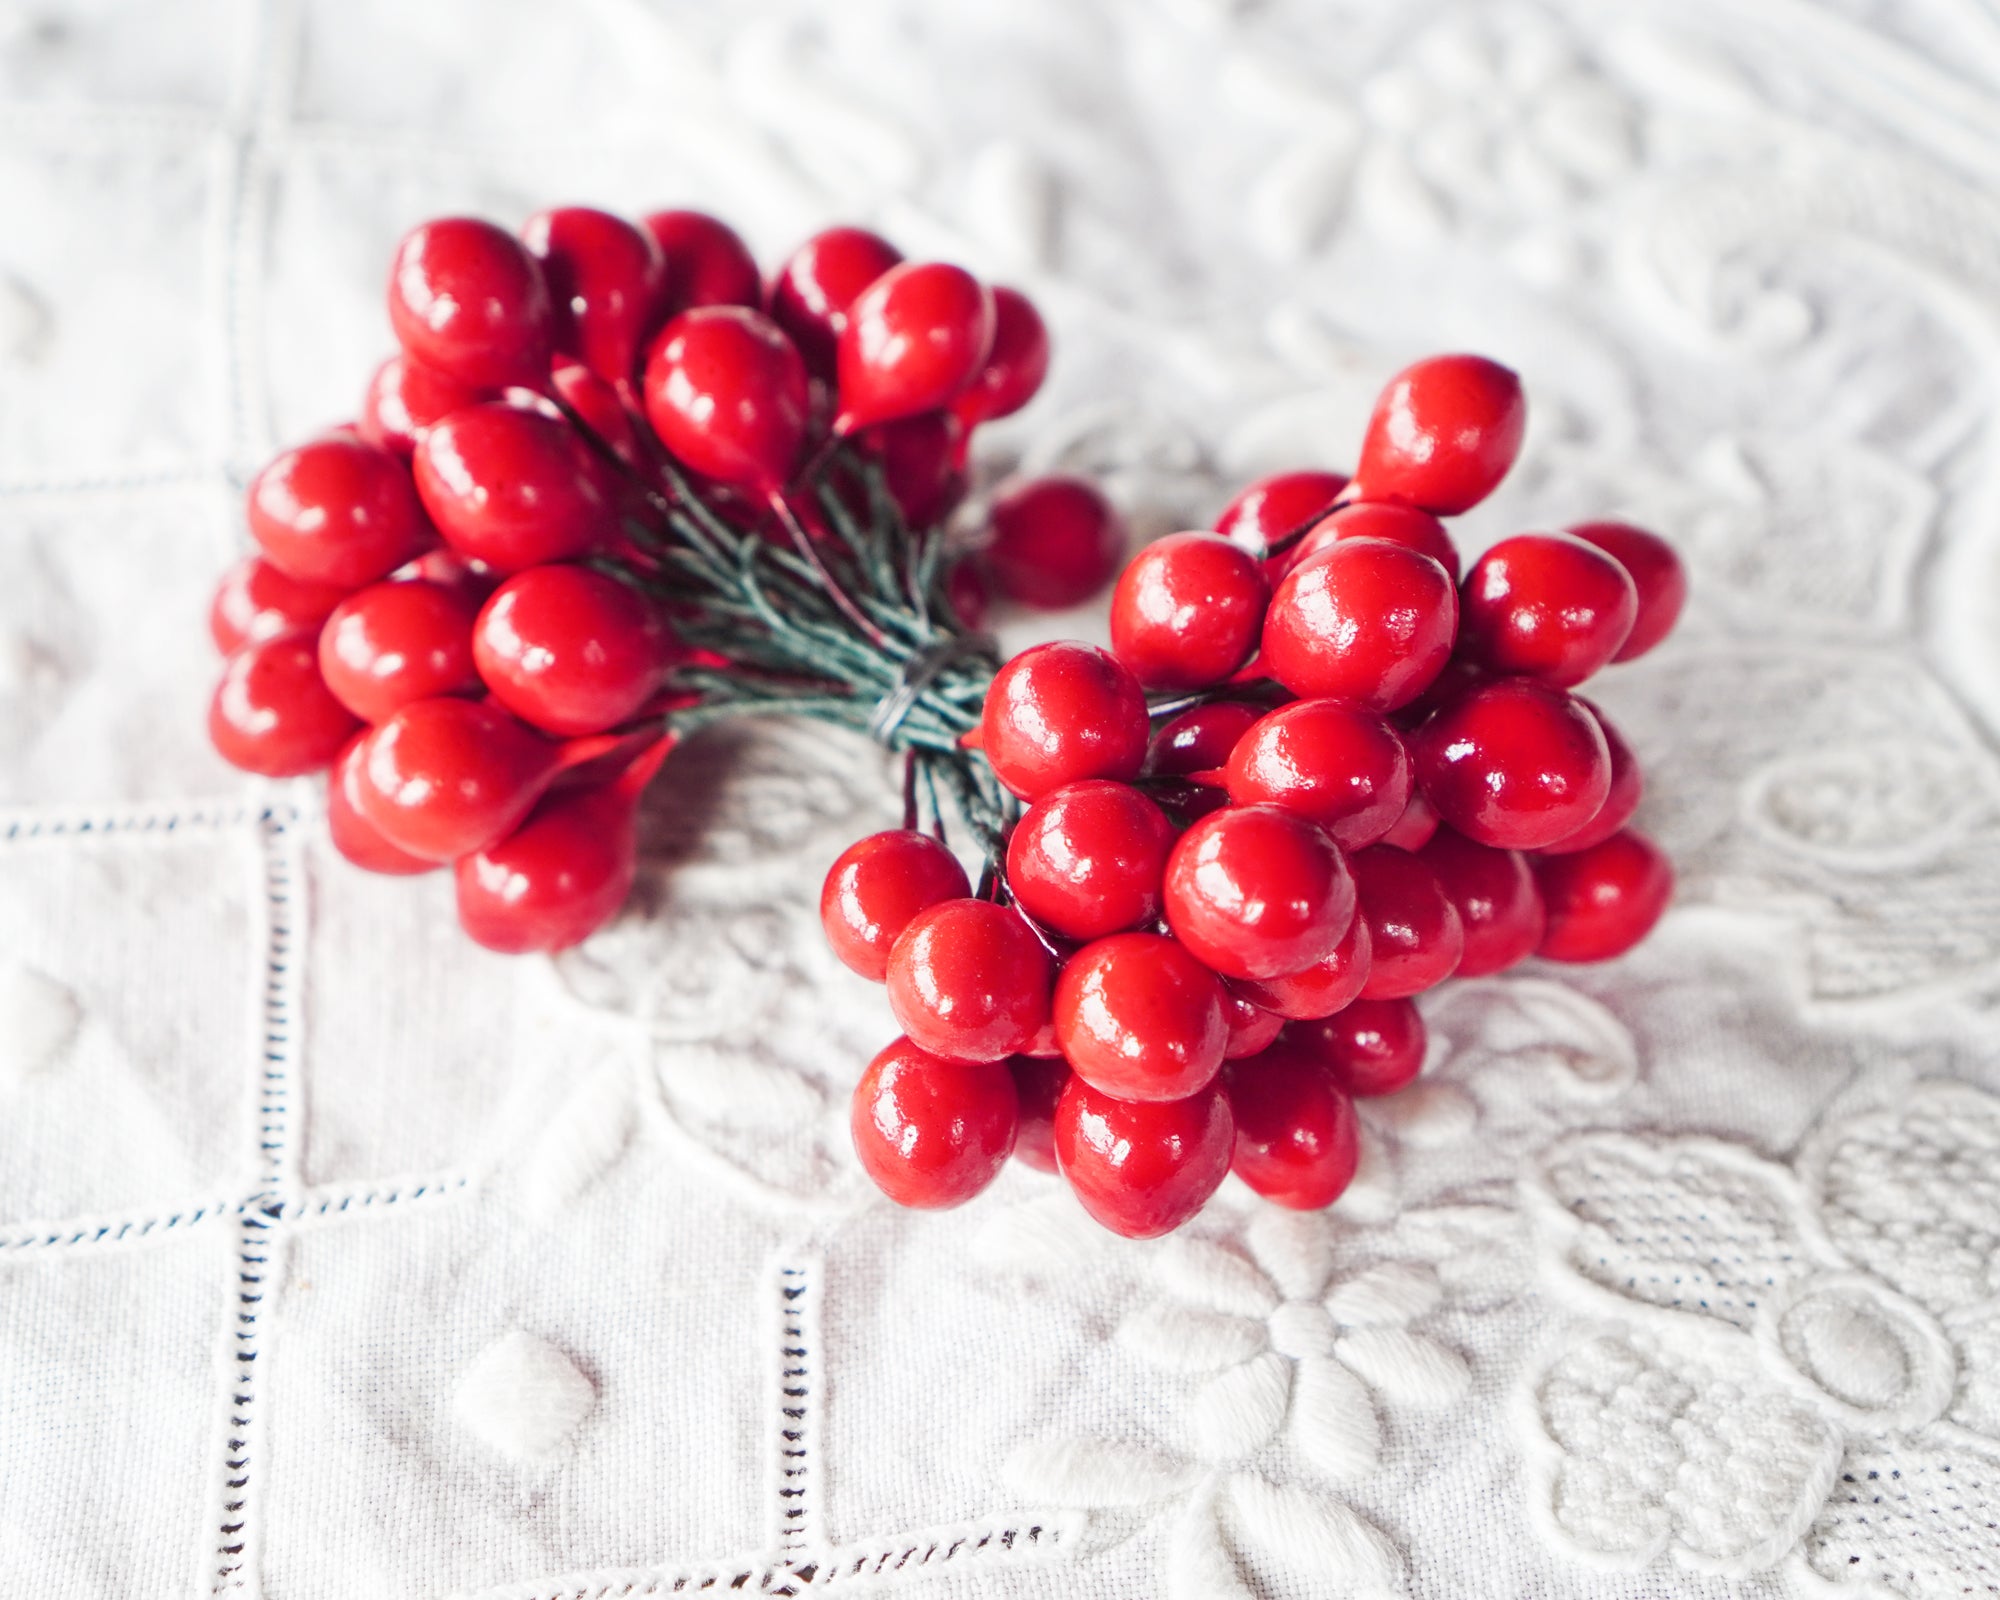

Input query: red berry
[1350,353,1526,515]
[209,632,360,777]
[248,434,432,588]
[1416,829,1543,977]
[855,409,965,528]
[768,225,904,379]
[326,734,435,875]
[1533,828,1673,962]
[851,1037,1019,1210]
[1351,844,1464,999]
[643,306,810,500]
[1291,998,1426,1098]
[1224,1043,1359,1210]
[1287,502,1460,582]
[1005,779,1174,941]
[1261,539,1457,711]
[549,362,644,467]
[521,206,666,387]
[1221,989,1287,1059]
[1110,533,1269,689]
[353,698,558,862]
[317,578,482,724]
[1054,932,1228,1102]
[1541,701,1642,855]
[209,555,348,655]
[1230,910,1372,1021]
[1410,677,1611,850]
[413,402,615,572]
[1378,786,1440,852]
[1458,532,1637,687]
[885,898,1053,1062]
[953,286,1050,427]
[473,564,678,737]
[387,217,553,392]
[980,641,1149,801]
[1009,1055,1069,1173]
[821,829,972,982]
[983,476,1127,611]
[642,210,763,319]
[834,262,996,433]
[394,547,498,609]
[1146,701,1260,777]
[1224,700,1412,850]
[1163,803,1355,981]
[942,558,991,629]
[1054,1077,1233,1238]
[360,353,485,458]
[1569,522,1686,662]
[1212,469,1349,558]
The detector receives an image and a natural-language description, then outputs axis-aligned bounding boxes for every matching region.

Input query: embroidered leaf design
[1222,1471,1405,1595]
[1190,1350,1293,1461]
[1120,1300,1269,1374]
[1157,1236,1282,1319]
[1167,1480,1254,1600]
[1244,1207,1336,1302]
[1325,1262,1442,1327]
[1336,1327,1471,1407]
[1290,1354,1380,1484]
[1002,1437,1196,1508]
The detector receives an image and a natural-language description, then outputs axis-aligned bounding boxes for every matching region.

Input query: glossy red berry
[1221,990,1287,1059]
[980,641,1149,801]
[1378,786,1440,852]
[1416,828,1543,977]
[1110,533,1270,689]
[983,476,1127,611]
[1533,828,1674,962]
[1542,701,1641,855]
[1351,845,1464,999]
[1230,910,1372,1021]
[473,564,678,737]
[1286,501,1460,582]
[1163,803,1355,981]
[643,306,810,500]
[413,403,615,572]
[325,734,435,875]
[886,898,1053,1062]
[1224,1044,1360,1210]
[834,262,996,433]
[1350,353,1526,515]
[353,697,558,862]
[209,556,348,655]
[1054,932,1228,1102]
[953,286,1050,427]
[1570,522,1686,662]
[1054,1077,1233,1238]
[855,409,965,528]
[387,217,553,392]
[1009,1055,1069,1173]
[942,558,991,629]
[248,434,432,588]
[1224,700,1412,850]
[820,829,972,982]
[521,206,666,387]
[768,225,904,378]
[360,353,485,457]
[1213,469,1349,558]
[1005,780,1174,941]
[209,631,360,776]
[851,1037,1019,1210]
[1410,677,1612,850]
[1261,539,1457,711]
[317,577,482,724]
[642,210,763,319]
[1458,532,1637,687]
[1146,701,1260,777]
[394,547,498,609]
[1291,998,1426,1098]
[549,362,645,469]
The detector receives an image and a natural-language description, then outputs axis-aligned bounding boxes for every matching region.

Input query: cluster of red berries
[203,206,1108,951]
[825,354,1685,1238]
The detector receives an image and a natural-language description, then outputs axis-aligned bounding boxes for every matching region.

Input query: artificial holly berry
[643,209,763,319]
[1378,787,1441,852]
[1110,532,1269,689]
[1533,828,1674,962]
[1410,677,1612,850]
[851,1037,1019,1209]
[521,206,666,389]
[1147,701,1261,777]
[1008,1054,1069,1173]
[885,897,1053,1062]
[248,434,432,588]
[953,286,1050,428]
[1005,779,1174,941]
[834,262,996,433]
[473,564,679,737]
[1286,501,1461,582]
[550,362,644,467]
[1053,1077,1233,1238]
[1261,538,1457,711]
[1224,1042,1360,1209]
[1054,932,1228,1102]
[317,577,482,724]
[209,556,348,656]
[1213,469,1349,558]
[980,641,1149,801]
[643,306,810,501]
[1417,827,1544,977]
[1541,701,1641,855]
[325,734,435,876]
[983,476,1127,611]
[1291,997,1426,1098]
[1569,521,1686,662]
[209,631,360,776]
[855,409,965,529]
[1224,699,1412,850]
[768,225,904,379]
[1350,844,1464,999]
[1458,531,1637,687]
[1163,803,1355,981]
[352,697,560,862]
[820,829,972,982]
[387,217,554,392]
[413,402,616,572]
[1349,353,1526,515]
[942,558,990,629]
[360,353,485,458]
[1230,910,1372,1021]
[1221,989,1287,1059]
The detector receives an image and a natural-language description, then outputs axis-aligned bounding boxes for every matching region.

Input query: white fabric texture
[2,1,1999,1597]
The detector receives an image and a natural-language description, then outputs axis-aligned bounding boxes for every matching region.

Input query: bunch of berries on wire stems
[825,352,1686,1239]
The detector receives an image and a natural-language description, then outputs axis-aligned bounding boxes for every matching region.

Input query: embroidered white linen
[0,2,1997,1597]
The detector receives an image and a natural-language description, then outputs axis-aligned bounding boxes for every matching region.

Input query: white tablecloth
[3,1,1998,1596]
